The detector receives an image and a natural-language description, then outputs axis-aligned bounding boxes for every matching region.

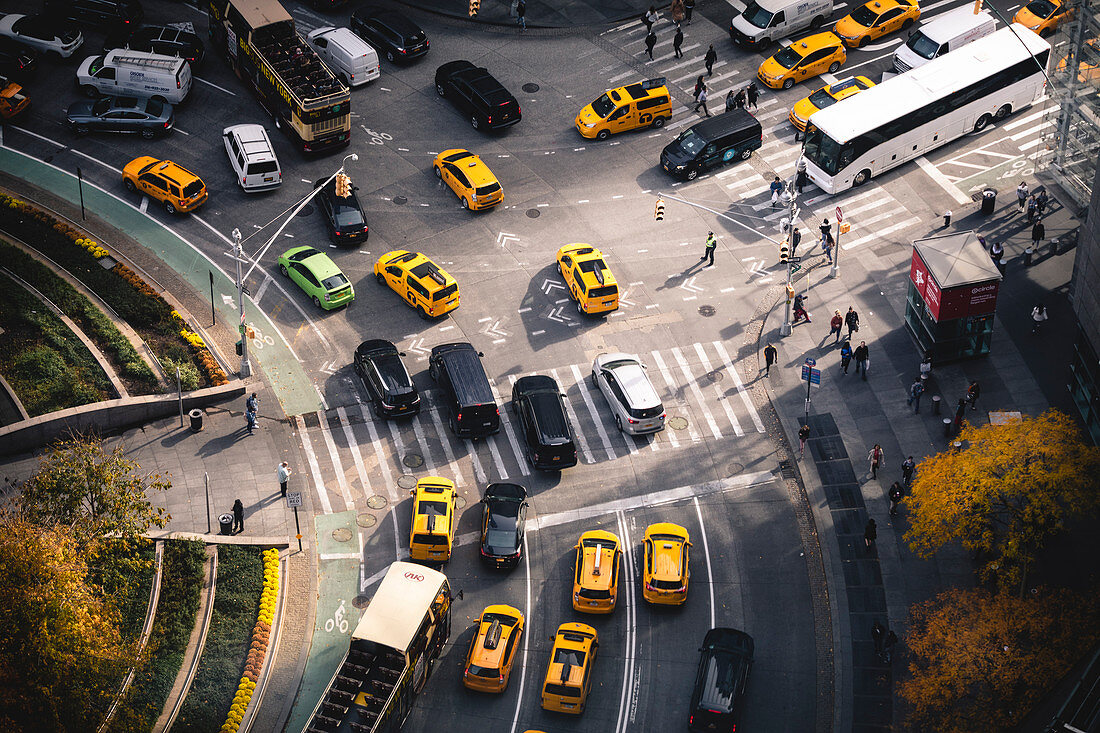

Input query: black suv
[313,176,368,244]
[45,0,143,29]
[435,60,521,131]
[688,628,754,732]
[351,7,429,64]
[104,24,204,69]
[353,339,420,418]
[511,375,577,470]
[429,342,499,438]
[479,483,528,569]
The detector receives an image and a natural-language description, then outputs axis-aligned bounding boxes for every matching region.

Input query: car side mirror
[477,351,485,357]
[731,9,740,17]
[399,352,407,357]
[550,635,556,642]
[409,488,416,496]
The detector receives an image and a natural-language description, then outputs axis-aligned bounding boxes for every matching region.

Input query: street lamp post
[232,227,250,378]
[779,179,799,336]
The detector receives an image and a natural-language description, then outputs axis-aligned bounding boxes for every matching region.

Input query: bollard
[932,395,942,415]
[943,210,952,228]
[1024,247,1034,266]
[943,417,953,438]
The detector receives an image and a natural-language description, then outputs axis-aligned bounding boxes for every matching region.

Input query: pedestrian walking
[868,443,883,478]
[889,482,903,516]
[883,630,898,663]
[865,518,878,549]
[845,306,860,338]
[232,498,244,533]
[245,391,258,434]
[277,461,292,497]
[828,310,843,343]
[798,423,810,458]
[725,88,736,111]
[643,5,658,31]
[793,293,811,323]
[692,84,710,116]
[872,620,886,654]
[763,342,778,375]
[670,0,685,24]
[673,24,684,57]
[746,81,759,109]
[901,455,915,486]
[700,231,716,266]
[246,406,256,434]
[840,341,853,374]
[1032,219,1045,250]
[1026,194,1038,223]
[854,341,869,380]
[694,75,704,98]
[644,29,657,59]
[966,380,980,411]
[516,0,526,29]
[907,376,925,413]
[684,0,695,23]
[1016,180,1029,212]
[820,218,835,246]
[795,155,808,193]
[822,236,833,264]
[790,227,801,256]
[704,44,717,75]
[770,175,784,208]
[733,88,746,109]
[1031,302,1048,333]
[1036,189,1049,217]
[954,398,966,432]
[919,351,932,382]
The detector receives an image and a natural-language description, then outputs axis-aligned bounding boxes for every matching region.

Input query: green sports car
[277,246,355,310]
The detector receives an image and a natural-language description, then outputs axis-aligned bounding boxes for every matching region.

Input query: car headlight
[675,164,685,170]
[582,121,596,128]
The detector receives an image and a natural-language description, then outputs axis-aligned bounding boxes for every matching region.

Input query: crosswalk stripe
[429,405,486,484]
[551,368,595,464]
[570,364,618,460]
[671,347,723,440]
[485,433,510,481]
[694,342,744,436]
[410,415,441,476]
[295,414,333,515]
[490,380,531,476]
[841,215,922,250]
[337,406,371,500]
[423,408,464,486]
[359,404,399,502]
[652,43,701,64]
[385,419,409,479]
[650,350,700,443]
[317,411,354,511]
[712,341,766,433]
[658,53,706,74]
[672,61,727,84]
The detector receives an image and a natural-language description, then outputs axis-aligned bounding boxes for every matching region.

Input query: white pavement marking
[841,216,922,250]
[693,497,717,629]
[386,419,409,480]
[194,76,237,95]
[1003,107,1052,131]
[1010,119,1055,141]
[712,341,766,433]
[317,410,354,511]
[424,411,464,486]
[359,405,403,562]
[694,342,744,436]
[295,414,332,515]
[551,368,595,464]
[337,406,370,501]
[486,433,510,481]
[673,60,726,83]
[509,533,533,733]
[570,364,617,460]
[411,417,441,476]
[615,511,637,733]
[490,380,531,476]
[650,350,696,443]
[916,156,969,204]
[671,347,722,440]
[431,406,485,484]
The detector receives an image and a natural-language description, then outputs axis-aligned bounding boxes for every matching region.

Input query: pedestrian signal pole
[780,179,800,336]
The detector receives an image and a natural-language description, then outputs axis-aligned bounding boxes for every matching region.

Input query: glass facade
[904,281,995,362]
[1069,326,1100,445]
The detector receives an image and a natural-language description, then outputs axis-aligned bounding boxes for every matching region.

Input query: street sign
[790,264,802,273]
[835,206,844,222]
[801,365,821,384]
[805,357,816,366]
[286,491,303,508]
[788,256,802,263]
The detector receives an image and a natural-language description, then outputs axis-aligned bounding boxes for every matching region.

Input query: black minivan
[511,375,578,470]
[688,627,754,732]
[661,108,762,181]
[429,343,500,438]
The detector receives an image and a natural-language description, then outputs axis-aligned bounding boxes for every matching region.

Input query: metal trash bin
[219,513,234,535]
[980,187,997,215]
[188,408,203,432]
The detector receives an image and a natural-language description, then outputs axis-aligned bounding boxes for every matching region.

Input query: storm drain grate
[526,208,541,218]
[522,83,540,93]
[779,459,797,479]
[366,495,388,509]
[393,195,407,205]
[698,304,716,317]
[357,513,377,528]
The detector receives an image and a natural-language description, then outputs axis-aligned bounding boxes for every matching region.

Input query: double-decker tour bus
[304,562,452,733]
[208,0,350,153]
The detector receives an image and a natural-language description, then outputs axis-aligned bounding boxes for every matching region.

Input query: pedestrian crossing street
[294,341,766,515]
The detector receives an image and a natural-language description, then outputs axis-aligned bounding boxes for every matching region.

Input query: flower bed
[0,193,227,388]
[222,548,280,732]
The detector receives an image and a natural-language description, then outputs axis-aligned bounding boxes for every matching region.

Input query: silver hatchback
[591,353,665,435]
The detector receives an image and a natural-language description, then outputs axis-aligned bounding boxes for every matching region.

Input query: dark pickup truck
[434,60,521,131]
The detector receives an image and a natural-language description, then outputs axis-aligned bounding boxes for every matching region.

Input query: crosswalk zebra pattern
[294,341,766,514]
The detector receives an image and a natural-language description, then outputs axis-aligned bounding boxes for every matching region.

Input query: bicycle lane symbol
[359,127,393,145]
[248,321,275,352]
[324,598,349,634]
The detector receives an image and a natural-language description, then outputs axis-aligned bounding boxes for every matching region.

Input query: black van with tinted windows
[661,108,762,181]
[511,375,578,470]
[46,0,143,29]
[430,343,500,438]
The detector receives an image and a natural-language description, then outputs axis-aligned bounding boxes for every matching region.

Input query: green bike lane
[0,145,322,417]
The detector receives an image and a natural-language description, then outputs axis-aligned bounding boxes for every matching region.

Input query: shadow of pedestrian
[198,431,243,458]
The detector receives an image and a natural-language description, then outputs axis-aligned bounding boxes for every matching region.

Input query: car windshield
[1027,0,1058,17]
[772,46,803,69]
[486,528,517,549]
[290,247,320,262]
[741,2,774,28]
[92,98,112,115]
[591,92,616,118]
[700,653,738,711]
[807,88,839,109]
[334,199,365,227]
[444,150,473,163]
[418,500,449,516]
[905,31,940,59]
[182,180,204,198]
[433,283,458,302]
[675,128,706,155]
[850,3,880,24]
[321,273,349,291]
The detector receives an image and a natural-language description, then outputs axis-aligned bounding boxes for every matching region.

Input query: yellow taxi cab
[541,622,599,714]
[642,522,691,605]
[122,157,208,215]
[788,75,875,132]
[433,149,503,211]
[572,529,621,614]
[556,243,619,316]
[757,32,846,90]
[463,604,525,693]
[834,0,920,48]
[374,250,460,319]
[1014,0,1073,37]
[408,477,457,562]
[575,78,673,140]
[0,76,28,120]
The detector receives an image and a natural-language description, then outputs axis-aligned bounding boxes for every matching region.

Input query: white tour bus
[802,24,1050,194]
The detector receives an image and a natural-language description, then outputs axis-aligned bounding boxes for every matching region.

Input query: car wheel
[858,35,869,48]
[461,197,469,209]
[418,306,430,319]
[902,18,914,30]
[782,78,794,90]
[470,116,479,130]
[386,51,395,63]
[1040,28,1052,39]
[124,178,136,192]
[280,264,290,277]
[449,416,458,433]
[973,114,991,133]
[436,83,446,97]
[81,85,98,98]
[376,272,385,285]
[828,61,841,73]
[576,299,584,314]
[430,365,439,381]
[75,124,90,136]
[313,296,322,309]
[853,168,871,187]
[686,168,698,180]
[652,116,665,129]
[141,128,154,139]
[740,148,752,160]
[596,129,610,140]
[164,201,177,215]
[810,15,824,28]
[434,165,442,178]
[615,415,623,432]
[48,50,63,62]
[995,104,1012,120]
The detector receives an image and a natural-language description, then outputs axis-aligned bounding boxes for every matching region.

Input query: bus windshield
[803,126,845,176]
[741,2,774,28]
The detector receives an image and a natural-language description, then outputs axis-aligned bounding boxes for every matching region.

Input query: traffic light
[972,0,982,13]
[654,197,665,222]
[779,238,789,264]
[469,0,480,16]
[335,172,351,198]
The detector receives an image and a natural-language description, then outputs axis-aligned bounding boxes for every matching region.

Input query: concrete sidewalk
[762,174,1081,732]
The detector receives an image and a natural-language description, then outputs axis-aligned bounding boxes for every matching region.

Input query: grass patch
[173,545,264,733]
[0,277,111,415]
[108,539,206,733]
[88,538,157,642]
[0,239,159,394]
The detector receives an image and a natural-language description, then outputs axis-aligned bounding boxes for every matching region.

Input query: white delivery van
[76,49,192,104]
[729,0,834,48]
[893,7,997,72]
[306,26,380,88]
[223,124,281,192]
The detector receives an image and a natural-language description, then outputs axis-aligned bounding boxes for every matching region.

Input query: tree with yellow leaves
[904,410,1100,593]
[899,586,1100,732]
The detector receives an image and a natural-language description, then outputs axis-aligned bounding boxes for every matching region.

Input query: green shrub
[87,538,156,642]
[162,357,200,391]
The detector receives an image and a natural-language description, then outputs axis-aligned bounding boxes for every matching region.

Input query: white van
[306,27,380,88]
[223,124,281,192]
[76,50,192,104]
[893,7,997,72]
[729,0,834,48]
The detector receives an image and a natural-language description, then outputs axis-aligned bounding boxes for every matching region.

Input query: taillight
[350,73,355,80]
[164,121,170,128]
[495,407,500,415]
[487,115,492,123]
[241,177,246,185]
[628,418,638,424]
[645,582,654,591]
[177,79,181,89]
[498,674,504,683]
[335,230,343,236]
[456,413,463,421]
[517,104,521,115]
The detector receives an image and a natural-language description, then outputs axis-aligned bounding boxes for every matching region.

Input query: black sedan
[350,7,428,64]
[104,24,204,69]
[353,339,420,418]
[0,36,38,78]
[313,176,368,244]
[688,628,754,732]
[479,483,528,569]
[66,95,173,138]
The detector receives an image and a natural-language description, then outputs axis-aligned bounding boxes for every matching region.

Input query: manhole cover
[727,462,744,475]
[366,495,388,510]
[522,82,540,93]
[352,594,371,609]
[296,204,314,217]
[332,527,352,542]
[397,475,417,490]
[706,370,724,383]
[698,304,716,317]
[393,195,408,205]
[403,453,423,468]
[526,208,541,218]
[357,513,377,528]
[455,496,467,509]
[668,416,688,430]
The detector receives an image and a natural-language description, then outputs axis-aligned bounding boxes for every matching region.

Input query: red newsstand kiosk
[904,231,1002,362]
